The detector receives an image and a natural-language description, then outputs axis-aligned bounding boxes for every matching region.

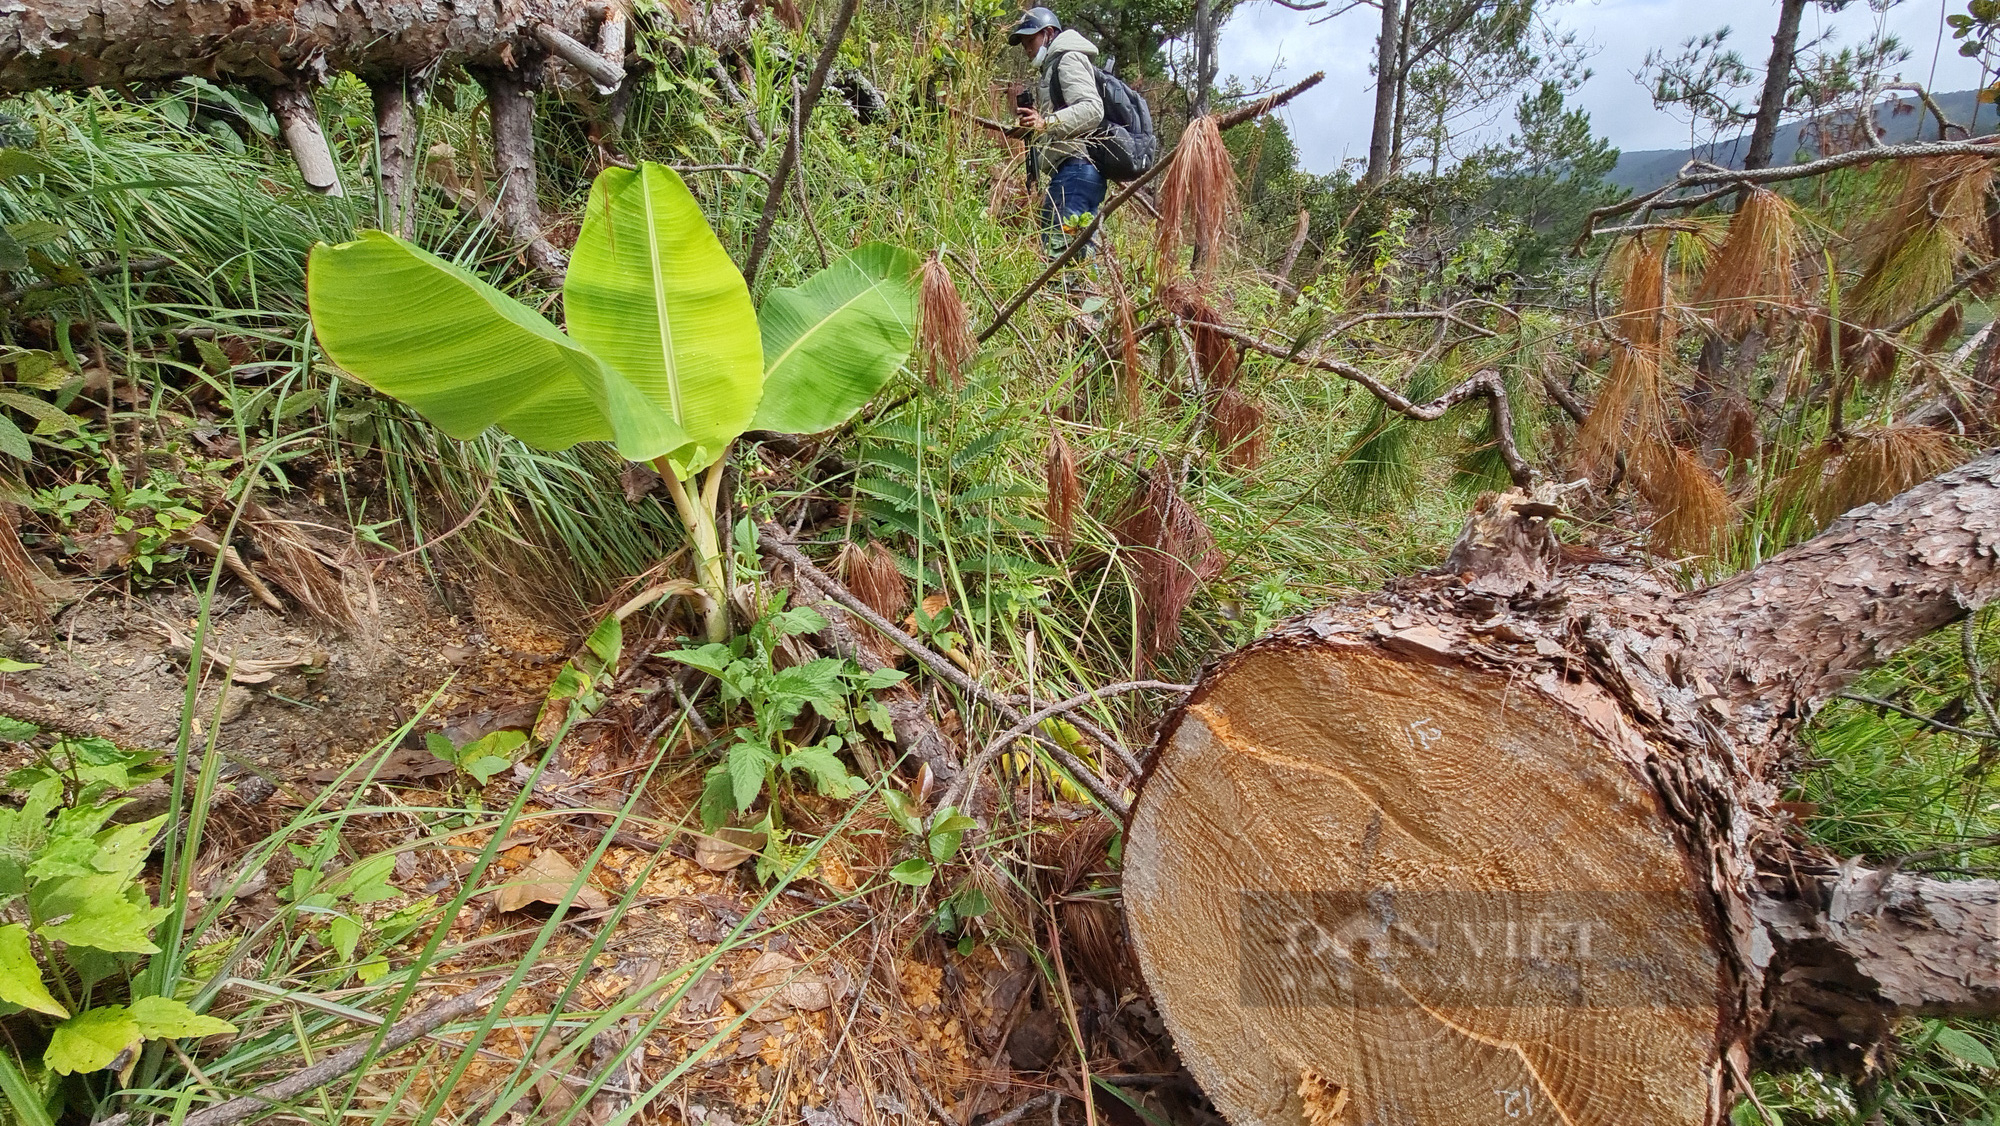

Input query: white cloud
[1217,0,1993,173]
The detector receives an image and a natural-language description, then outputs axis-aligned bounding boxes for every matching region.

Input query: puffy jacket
[1033,29,1103,171]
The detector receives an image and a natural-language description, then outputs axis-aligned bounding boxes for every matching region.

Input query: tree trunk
[1362,0,1402,188]
[1743,0,1807,171]
[1126,459,2000,1126]
[1191,0,1218,118]
[475,64,567,276]
[0,0,609,91]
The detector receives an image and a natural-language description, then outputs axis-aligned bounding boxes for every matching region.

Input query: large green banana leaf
[750,243,921,435]
[307,231,690,462]
[565,163,764,475]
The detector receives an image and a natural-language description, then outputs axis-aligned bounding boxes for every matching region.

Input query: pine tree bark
[1126,456,2000,1126]
[0,0,609,91]
[1743,0,1807,171]
[1362,0,1402,188]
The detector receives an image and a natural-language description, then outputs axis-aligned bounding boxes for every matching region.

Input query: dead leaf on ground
[694,827,767,872]
[490,849,611,913]
[723,951,834,1016]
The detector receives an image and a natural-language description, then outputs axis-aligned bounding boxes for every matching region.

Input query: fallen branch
[939,680,1190,817]
[535,22,624,94]
[0,256,172,305]
[710,64,769,151]
[1193,320,1534,485]
[1884,255,2000,336]
[982,1093,1063,1126]
[98,983,502,1126]
[757,526,1130,816]
[742,0,861,287]
[976,71,1325,344]
[270,86,343,197]
[1579,138,2000,241]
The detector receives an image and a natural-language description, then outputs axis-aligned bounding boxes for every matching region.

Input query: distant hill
[1609,88,1999,193]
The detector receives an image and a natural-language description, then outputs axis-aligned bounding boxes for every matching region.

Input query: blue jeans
[1041,158,1107,253]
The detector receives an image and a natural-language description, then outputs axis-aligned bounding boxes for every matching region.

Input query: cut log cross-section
[1127,459,2000,1126]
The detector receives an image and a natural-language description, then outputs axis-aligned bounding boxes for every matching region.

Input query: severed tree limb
[370,77,419,238]
[976,71,1325,345]
[1884,255,2000,336]
[1579,139,2000,242]
[1191,320,1534,486]
[270,85,343,197]
[97,983,503,1126]
[535,22,623,94]
[474,65,567,276]
[809,592,960,784]
[741,0,861,287]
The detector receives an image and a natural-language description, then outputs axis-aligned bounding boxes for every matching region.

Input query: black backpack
[1048,56,1159,181]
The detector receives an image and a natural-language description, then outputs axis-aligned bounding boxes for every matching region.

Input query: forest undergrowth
[0,2,1998,1124]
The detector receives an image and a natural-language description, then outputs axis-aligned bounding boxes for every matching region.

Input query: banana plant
[308,161,920,640]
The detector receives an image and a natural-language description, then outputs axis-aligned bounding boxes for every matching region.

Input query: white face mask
[1032,43,1050,65]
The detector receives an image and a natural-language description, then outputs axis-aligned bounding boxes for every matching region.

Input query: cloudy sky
[1217,0,1993,173]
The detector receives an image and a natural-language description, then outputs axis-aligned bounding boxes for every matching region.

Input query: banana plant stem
[655,457,731,642]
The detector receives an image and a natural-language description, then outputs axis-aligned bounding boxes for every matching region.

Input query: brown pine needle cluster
[1161,281,1240,390]
[1774,425,1964,534]
[1637,445,1734,560]
[916,254,975,388]
[1045,429,1081,551]
[1157,115,1238,274]
[1212,388,1268,471]
[1693,188,1800,334]
[0,500,47,624]
[837,539,909,622]
[1106,256,1143,416]
[1849,155,1995,326]
[245,503,354,625]
[1113,464,1223,671]
[1579,235,1735,555]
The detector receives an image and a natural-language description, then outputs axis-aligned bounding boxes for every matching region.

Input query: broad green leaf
[0,717,36,741]
[1935,1025,1997,1069]
[583,614,623,675]
[888,858,935,887]
[928,811,978,864]
[0,658,40,673]
[565,163,763,475]
[749,243,920,435]
[880,790,923,836]
[784,743,862,798]
[331,853,400,905]
[726,741,776,811]
[308,230,690,461]
[32,874,164,954]
[327,914,362,963]
[0,924,66,1017]
[45,1006,140,1075]
[129,996,235,1039]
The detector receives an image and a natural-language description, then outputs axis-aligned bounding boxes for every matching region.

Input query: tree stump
[1127,468,2000,1126]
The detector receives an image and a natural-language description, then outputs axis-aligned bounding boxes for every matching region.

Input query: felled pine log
[1126,459,2000,1126]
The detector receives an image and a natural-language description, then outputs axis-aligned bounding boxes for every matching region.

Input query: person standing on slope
[1009,7,1105,255]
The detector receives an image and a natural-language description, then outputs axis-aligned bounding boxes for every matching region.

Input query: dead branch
[97,983,502,1126]
[710,63,769,151]
[0,256,172,305]
[270,85,343,196]
[535,22,624,93]
[976,71,1325,344]
[757,526,1130,816]
[982,1093,1064,1126]
[1884,255,2000,336]
[1193,320,1534,485]
[741,0,861,287]
[1579,139,2000,242]
[940,680,1190,817]
[788,76,831,268]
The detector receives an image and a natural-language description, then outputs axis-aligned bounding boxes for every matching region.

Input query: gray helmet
[1008,7,1061,44]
